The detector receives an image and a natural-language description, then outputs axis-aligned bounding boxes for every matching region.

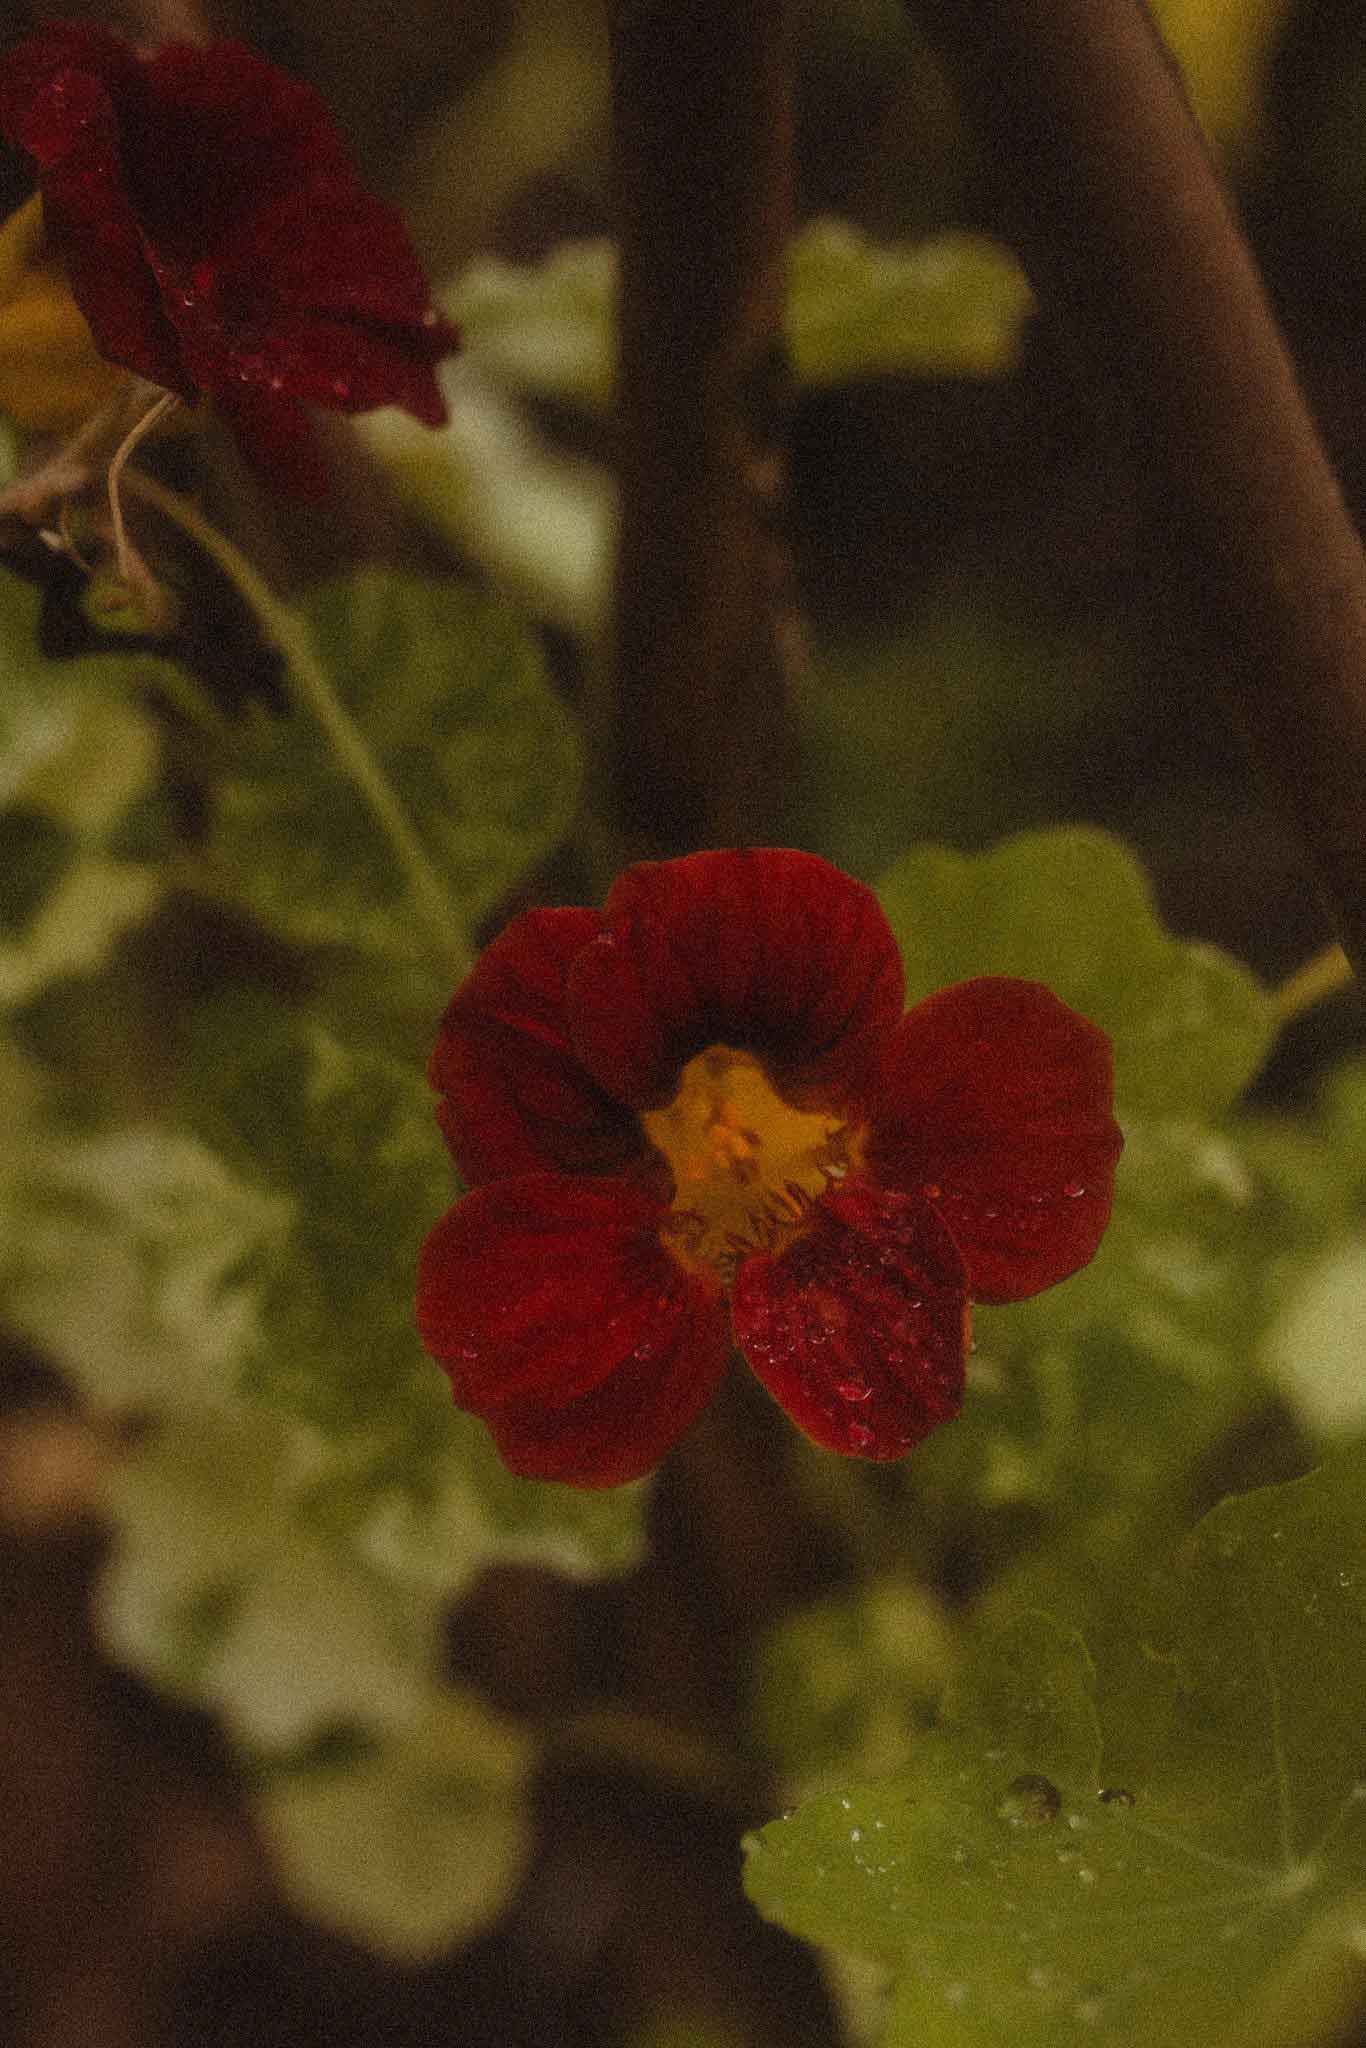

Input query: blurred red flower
[0,22,458,490]
[418,850,1123,1488]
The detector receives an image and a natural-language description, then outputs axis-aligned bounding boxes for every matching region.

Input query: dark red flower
[0,23,459,491]
[417,849,1123,1488]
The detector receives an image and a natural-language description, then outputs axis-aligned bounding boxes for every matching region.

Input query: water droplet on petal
[847,1421,875,1451]
[1062,1180,1087,1199]
[923,1183,942,1200]
[836,1379,872,1402]
[997,1774,1061,1826]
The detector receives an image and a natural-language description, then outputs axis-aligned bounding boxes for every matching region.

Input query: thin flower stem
[107,391,181,586]
[1272,944,1356,1027]
[123,469,470,979]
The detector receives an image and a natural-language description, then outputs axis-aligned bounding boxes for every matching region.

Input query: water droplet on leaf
[1097,1786,1135,1808]
[997,1773,1061,1826]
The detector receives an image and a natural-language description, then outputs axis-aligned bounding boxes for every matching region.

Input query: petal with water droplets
[731,1177,967,1459]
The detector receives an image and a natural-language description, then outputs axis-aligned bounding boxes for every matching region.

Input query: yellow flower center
[641,1046,861,1282]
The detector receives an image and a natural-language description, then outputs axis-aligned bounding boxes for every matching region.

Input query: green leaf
[361,371,614,640]
[875,828,1273,1117]
[444,223,1031,414]
[786,223,1032,384]
[753,1576,954,1793]
[746,1454,1366,2047]
[0,567,180,1003]
[257,1692,531,1961]
[100,1404,533,1959]
[182,987,647,1577]
[447,242,616,412]
[206,570,582,956]
[4,1121,285,1414]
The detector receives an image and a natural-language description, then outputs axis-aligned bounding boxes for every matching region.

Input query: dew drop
[923,1183,942,1200]
[330,375,352,399]
[1097,1786,1135,1808]
[1077,1865,1098,1886]
[847,1421,875,1451]
[997,1773,1061,1827]
[837,1379,872,1403]
[1062,1180,1087,1199]
[1338,1569,1357,1591]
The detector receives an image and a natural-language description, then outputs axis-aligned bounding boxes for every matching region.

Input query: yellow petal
[0,194,128,430]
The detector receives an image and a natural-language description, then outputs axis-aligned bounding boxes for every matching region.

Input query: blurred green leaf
[1150,0,1292,156]
[786,223,1031,384]
[876,828,1274,1118]
[446,224,1030,410]
[754,1576,954,1794]
[361,370,614,640]
[0,566,181,1003]
[258,1692,531,1961]
[206,571,582,956]
[746,1452,1366,2047]
[181,986,647,1572]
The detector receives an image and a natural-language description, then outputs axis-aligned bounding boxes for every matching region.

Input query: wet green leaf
[746,1452,1366,2047]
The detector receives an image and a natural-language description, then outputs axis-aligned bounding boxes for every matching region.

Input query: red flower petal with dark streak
[416,849,1123,1487]
[431,907,644,1187]
[731,1178,968,1459]
[416,1174,730,1488]
[865,977,1123,1302]
[566,848,905,1111]
[0,23,459,492]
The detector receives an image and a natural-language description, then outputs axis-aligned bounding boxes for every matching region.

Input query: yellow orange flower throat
[641,1046,861,1280]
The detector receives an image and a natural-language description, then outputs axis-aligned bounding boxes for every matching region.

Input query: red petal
[416,1173,730,1487]
[0,28,191,395]
[732,1178,966,1459]
[566,849,904,1112]
[431,907,644,1186]
[865,977,1122,1303]
[0,27,458,485]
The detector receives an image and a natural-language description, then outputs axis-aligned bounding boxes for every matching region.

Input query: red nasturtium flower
[0,22,458,490]
[417,850,1123,1488]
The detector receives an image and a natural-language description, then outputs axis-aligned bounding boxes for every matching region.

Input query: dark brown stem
[911,0,1366,974]
[606,0,798,858]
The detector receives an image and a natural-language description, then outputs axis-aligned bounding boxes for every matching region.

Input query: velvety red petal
[565,849,904,1113]
[416,1173,730,1487]
[865,977,1122,1304]
[0,26,458,476]
[431,907,644,1186]
[0,28,191,394]
[731,1178,966,1459]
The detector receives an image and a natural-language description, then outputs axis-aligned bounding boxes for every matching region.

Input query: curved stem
[1272,943,1355,1027]
[107,392,181,587]
[124,469,469,979]
[910,0,1366,977]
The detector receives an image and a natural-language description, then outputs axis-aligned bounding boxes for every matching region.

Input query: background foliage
[3,0,1366,2044]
